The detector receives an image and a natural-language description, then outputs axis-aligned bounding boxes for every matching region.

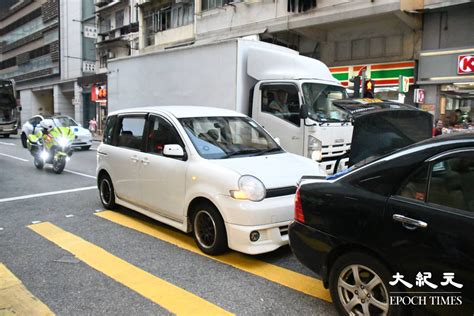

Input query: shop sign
[399,76,410,93]
[458,54,474,74]
[330,61,415,88]
[414,89,425,103]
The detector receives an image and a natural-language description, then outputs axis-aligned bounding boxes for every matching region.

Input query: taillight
[294,187,305,223]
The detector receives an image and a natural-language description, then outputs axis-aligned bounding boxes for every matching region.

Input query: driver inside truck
[269,90,289,114]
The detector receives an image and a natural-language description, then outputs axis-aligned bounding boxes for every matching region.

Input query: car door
[108,114,147,205]
[138,114,188,222]
[384,149,474,314]
[253,83,304,155]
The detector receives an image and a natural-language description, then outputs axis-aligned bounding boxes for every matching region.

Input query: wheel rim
[194,210,216,249]
[337,264,389,316]
[100,178,112,205]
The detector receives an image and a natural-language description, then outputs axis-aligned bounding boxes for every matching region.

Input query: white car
[21,115,92,150]
[97,106,325,255]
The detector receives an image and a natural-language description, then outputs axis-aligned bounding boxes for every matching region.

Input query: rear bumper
[289,221,335,287]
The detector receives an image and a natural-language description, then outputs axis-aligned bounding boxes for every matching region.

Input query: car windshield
[302,83,350,122]
[179,116,282,159]
[54,117,78,127]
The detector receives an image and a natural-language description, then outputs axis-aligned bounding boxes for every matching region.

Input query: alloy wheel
[100,178,112,205]
[337,264,389,315]
[194,210,217,249]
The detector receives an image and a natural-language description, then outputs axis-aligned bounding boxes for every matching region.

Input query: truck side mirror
[300,104,309,119]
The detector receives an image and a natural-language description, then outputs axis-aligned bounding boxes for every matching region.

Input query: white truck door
[252,82,304,156]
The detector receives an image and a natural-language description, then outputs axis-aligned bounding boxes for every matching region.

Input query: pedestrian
[88,117,97,136]
[434,119,444,136]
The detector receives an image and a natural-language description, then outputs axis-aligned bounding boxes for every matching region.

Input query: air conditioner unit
[107,51,115,59]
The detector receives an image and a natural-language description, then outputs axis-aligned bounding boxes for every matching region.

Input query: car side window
[428,155,474,212]
[398,164,429,201]
[117,116,145,150]
[261,84,301,126]
[146,115,182,156]
[103,115,117,145]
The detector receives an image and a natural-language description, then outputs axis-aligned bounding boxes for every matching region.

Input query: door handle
[130,156,139,163]
[393,214,428,229]
[140,158,149,165]
[291,136,301,140]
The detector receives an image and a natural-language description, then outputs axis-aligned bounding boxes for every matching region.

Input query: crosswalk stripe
[28,222,233,315]
[96,211,332,302]
[0,263,54,315]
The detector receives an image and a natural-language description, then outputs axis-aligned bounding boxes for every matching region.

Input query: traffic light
[350,76,361,98]
[363,79,375,98]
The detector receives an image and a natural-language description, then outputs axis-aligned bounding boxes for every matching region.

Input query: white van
[97,106,324,255]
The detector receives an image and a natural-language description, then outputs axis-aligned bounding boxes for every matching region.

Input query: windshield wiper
[222,149,261,159]
[253,147,283,156]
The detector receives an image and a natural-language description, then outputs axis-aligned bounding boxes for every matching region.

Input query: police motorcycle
[27,119,75,174]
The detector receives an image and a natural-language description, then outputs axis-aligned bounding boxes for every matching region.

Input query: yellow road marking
[96,211,332,302]
[28,222,232,316]
[0,263,54,316]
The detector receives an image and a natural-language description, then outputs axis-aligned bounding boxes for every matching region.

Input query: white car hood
[211,152,324,189]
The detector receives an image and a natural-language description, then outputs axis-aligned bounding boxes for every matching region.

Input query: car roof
[108,106,247,119]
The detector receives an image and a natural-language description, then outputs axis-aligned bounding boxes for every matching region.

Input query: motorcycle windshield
[348,110,433,166]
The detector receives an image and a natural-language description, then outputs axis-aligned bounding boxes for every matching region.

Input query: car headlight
[308,136,323,162]
[58,137,69,147]
[230,175,266,202]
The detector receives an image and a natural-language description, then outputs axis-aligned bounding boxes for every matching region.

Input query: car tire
[329,252,402,316]
[34,157,44,169]
[81,146,91,150]
[21,133,27,148]
[99,174,116,209]
[192,203,228,255]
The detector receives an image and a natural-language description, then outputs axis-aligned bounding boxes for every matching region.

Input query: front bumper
[0,127,17,135]
[217,194,295,254]
[72,137,92,148]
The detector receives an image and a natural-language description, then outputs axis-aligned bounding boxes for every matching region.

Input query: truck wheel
[21,133,27,148]
[329,252,402,316]
[34,157,44,169]
[99,174,116,209]
[53,157,66,174]
[192,203,228,255]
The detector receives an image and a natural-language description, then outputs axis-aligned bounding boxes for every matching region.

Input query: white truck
[108,38,353,173]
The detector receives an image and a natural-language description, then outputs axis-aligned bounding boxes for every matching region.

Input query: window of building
[202,0,236,11]
[143,4,194,47]
[115,9,124,28]
[100,17,112,33]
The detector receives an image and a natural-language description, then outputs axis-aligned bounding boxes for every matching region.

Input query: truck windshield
[302,83,350,122]
[180,116,282,159]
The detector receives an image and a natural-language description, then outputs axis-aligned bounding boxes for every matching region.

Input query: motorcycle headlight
[230,175,266,202]
[58,137,69,147]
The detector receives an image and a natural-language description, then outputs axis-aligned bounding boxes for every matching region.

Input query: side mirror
[300,104,309,119]
[274,137,281,145]
[163,144,185,158]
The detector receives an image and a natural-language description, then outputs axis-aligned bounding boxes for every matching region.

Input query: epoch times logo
[389,272,463,306]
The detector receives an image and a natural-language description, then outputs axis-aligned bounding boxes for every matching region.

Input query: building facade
[0,0,97,126]
[418,0,474,122]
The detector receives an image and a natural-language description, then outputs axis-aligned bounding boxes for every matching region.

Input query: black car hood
[347,109,433,166]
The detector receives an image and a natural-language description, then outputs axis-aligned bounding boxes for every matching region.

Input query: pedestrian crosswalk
[13,210,332,314]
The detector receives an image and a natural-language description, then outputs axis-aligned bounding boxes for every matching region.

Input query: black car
[289,132,474,316]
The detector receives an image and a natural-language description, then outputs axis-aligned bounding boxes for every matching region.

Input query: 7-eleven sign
[399,76,410,93]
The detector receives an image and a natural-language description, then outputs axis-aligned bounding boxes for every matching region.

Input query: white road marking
[0,227,3,231]
[31,221,42,224]
[64,169,96,179]
[65,214,74,218]
[95,209,102,213]
[0,152,28,162]
[0,141,15,146]
[0,186,96,203]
